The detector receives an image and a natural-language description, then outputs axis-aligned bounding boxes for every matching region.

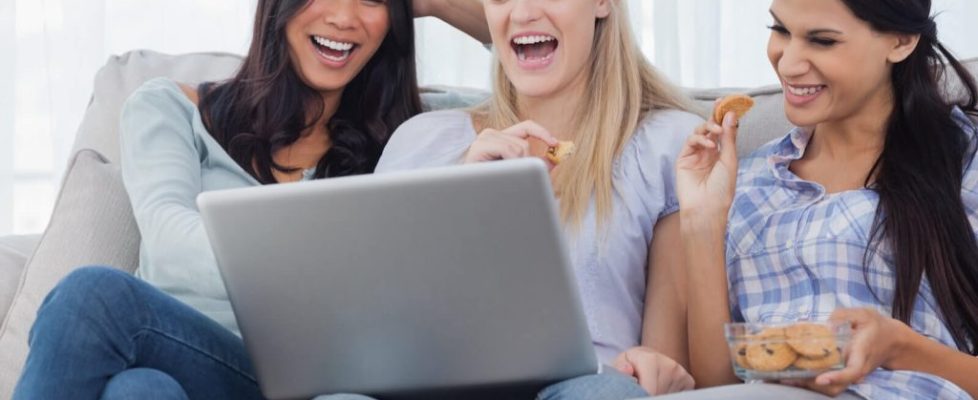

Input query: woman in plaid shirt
[675,0,978,399]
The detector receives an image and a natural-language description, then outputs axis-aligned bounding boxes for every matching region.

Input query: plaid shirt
[727,108,977,400]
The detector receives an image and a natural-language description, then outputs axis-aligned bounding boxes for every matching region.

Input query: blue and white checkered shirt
[727,108,977,400]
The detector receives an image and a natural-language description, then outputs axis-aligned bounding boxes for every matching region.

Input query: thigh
[650,384,862,400]
[537,372,648,400]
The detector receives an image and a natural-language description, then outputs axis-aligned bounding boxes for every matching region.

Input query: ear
[595,0,612,19]
[887,33,921,64]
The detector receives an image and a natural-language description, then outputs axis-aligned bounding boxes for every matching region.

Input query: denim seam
[131,327,258,384]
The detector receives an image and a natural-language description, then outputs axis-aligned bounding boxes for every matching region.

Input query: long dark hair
[198,0,422,183]
[843,0,978,354]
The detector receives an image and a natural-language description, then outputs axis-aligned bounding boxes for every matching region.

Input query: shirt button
[786,240,795,248]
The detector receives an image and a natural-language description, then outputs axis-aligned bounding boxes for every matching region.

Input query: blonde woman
[376,0,702,398]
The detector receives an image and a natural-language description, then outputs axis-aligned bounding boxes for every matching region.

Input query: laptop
[197,158,599,400]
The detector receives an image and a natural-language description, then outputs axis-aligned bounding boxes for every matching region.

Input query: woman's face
[767,0,913,127]
[286,0,390,93]
[485,0,611,100]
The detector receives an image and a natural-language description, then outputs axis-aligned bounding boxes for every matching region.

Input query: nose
[324,0,357,31]
[776,40,812,79]
[511,0,543,25]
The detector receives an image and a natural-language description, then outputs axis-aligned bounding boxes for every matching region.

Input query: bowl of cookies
[725,321,851,381]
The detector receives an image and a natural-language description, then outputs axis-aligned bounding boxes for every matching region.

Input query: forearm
[420,0,491,44]
[681,211,740,387]
[891,329,978,397]
[643,214,690,369]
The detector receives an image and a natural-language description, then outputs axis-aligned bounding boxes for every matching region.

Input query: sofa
[0,49,974,398]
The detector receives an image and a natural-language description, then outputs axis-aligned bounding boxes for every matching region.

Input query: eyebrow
[769,10,844,36]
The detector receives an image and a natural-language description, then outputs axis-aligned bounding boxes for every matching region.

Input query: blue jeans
[14,267,647,400]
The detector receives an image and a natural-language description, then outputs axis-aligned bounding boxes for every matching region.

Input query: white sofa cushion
[70,50,244,163]
[0,235,40,324]
[0,150,141,398]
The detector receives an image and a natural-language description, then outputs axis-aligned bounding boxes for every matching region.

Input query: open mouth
[511,34,559,65]
[311,35,357,63]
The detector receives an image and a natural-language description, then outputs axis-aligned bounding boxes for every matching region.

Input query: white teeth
[787,85,824,96]
[513,35,556,45]
[313,36,354,52]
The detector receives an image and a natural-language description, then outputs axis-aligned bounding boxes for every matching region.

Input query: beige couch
[0,49,973,397]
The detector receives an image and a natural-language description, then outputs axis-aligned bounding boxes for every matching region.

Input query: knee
[34,267,137,327]
[537,373,647,400]
[101,368,188,400]
[44,266,134,307]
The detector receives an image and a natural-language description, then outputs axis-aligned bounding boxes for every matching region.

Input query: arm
[414,0,491,44]
[675,115,743,387]
[643,213,690,370]
[893,327,978,398]
[119,82,231,312]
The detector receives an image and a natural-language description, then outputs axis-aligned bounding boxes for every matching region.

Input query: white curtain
[2,0,978,236]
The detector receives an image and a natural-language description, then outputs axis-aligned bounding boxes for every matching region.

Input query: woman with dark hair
[674,0,978,399]
[13,0,487,399]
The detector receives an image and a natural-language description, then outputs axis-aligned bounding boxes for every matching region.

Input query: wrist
[680,209,729,235]
[416,0,443,18]
[885,319,923,371]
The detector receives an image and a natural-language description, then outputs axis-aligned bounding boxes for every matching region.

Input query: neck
[809,86,893,161]
[515,79,588,140]
[304,89,343,138]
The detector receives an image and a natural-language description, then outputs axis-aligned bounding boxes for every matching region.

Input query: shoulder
[628,109,704,160]
[122,78,198,117]
[378,110,478,172]
[387,109,477,150]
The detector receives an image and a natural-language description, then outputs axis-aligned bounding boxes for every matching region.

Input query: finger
[499,134,532,158]
[501,121,558,146]
[484,136,527,160]
[629,355,662,395]
[613,354,636,377]
[719,112,740,166]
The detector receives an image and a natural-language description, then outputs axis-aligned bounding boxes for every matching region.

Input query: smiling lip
[783,82,827,107]
[310,35,357,69]
[510,32,558,71]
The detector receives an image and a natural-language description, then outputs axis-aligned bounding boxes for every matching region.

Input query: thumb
[719,112,740,166]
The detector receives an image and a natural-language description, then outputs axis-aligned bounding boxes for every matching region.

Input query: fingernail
[723,113,735,127]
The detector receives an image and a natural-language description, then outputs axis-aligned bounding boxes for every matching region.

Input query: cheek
[364,11,390,46]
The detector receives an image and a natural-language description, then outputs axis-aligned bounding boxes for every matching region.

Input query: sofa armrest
[0,235,40,324]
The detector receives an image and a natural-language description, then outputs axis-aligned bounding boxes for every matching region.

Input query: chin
[509,79,559,99]
[783,108,825,128]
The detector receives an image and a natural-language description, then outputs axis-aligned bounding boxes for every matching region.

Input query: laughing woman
[13,0,489,399]
[675,0,978,399]
[377,0,702,398]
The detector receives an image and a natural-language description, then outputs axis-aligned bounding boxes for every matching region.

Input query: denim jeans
[14,267,648,400]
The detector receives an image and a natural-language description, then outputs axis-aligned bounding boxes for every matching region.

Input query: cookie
[733,342,752,370]
[713,94,755,124]
[745,328,798,372]
[792,347,843,370]
[545,141,576,165]
[785,323,837,358]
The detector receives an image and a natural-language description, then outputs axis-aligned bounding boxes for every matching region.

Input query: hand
[463,121,558,165]
[675,112,739,218]
[613,347,695,396]
[797,308,913,397]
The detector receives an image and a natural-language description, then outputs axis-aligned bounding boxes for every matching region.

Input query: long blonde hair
[474,0,693,229]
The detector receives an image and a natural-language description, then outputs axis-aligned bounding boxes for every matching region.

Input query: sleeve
[375,111,476,173]
[118,81,229,308]
[630,110,703,219]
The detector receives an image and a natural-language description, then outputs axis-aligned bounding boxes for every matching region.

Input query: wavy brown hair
[198,0,422,183]
[844,0,978,355]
